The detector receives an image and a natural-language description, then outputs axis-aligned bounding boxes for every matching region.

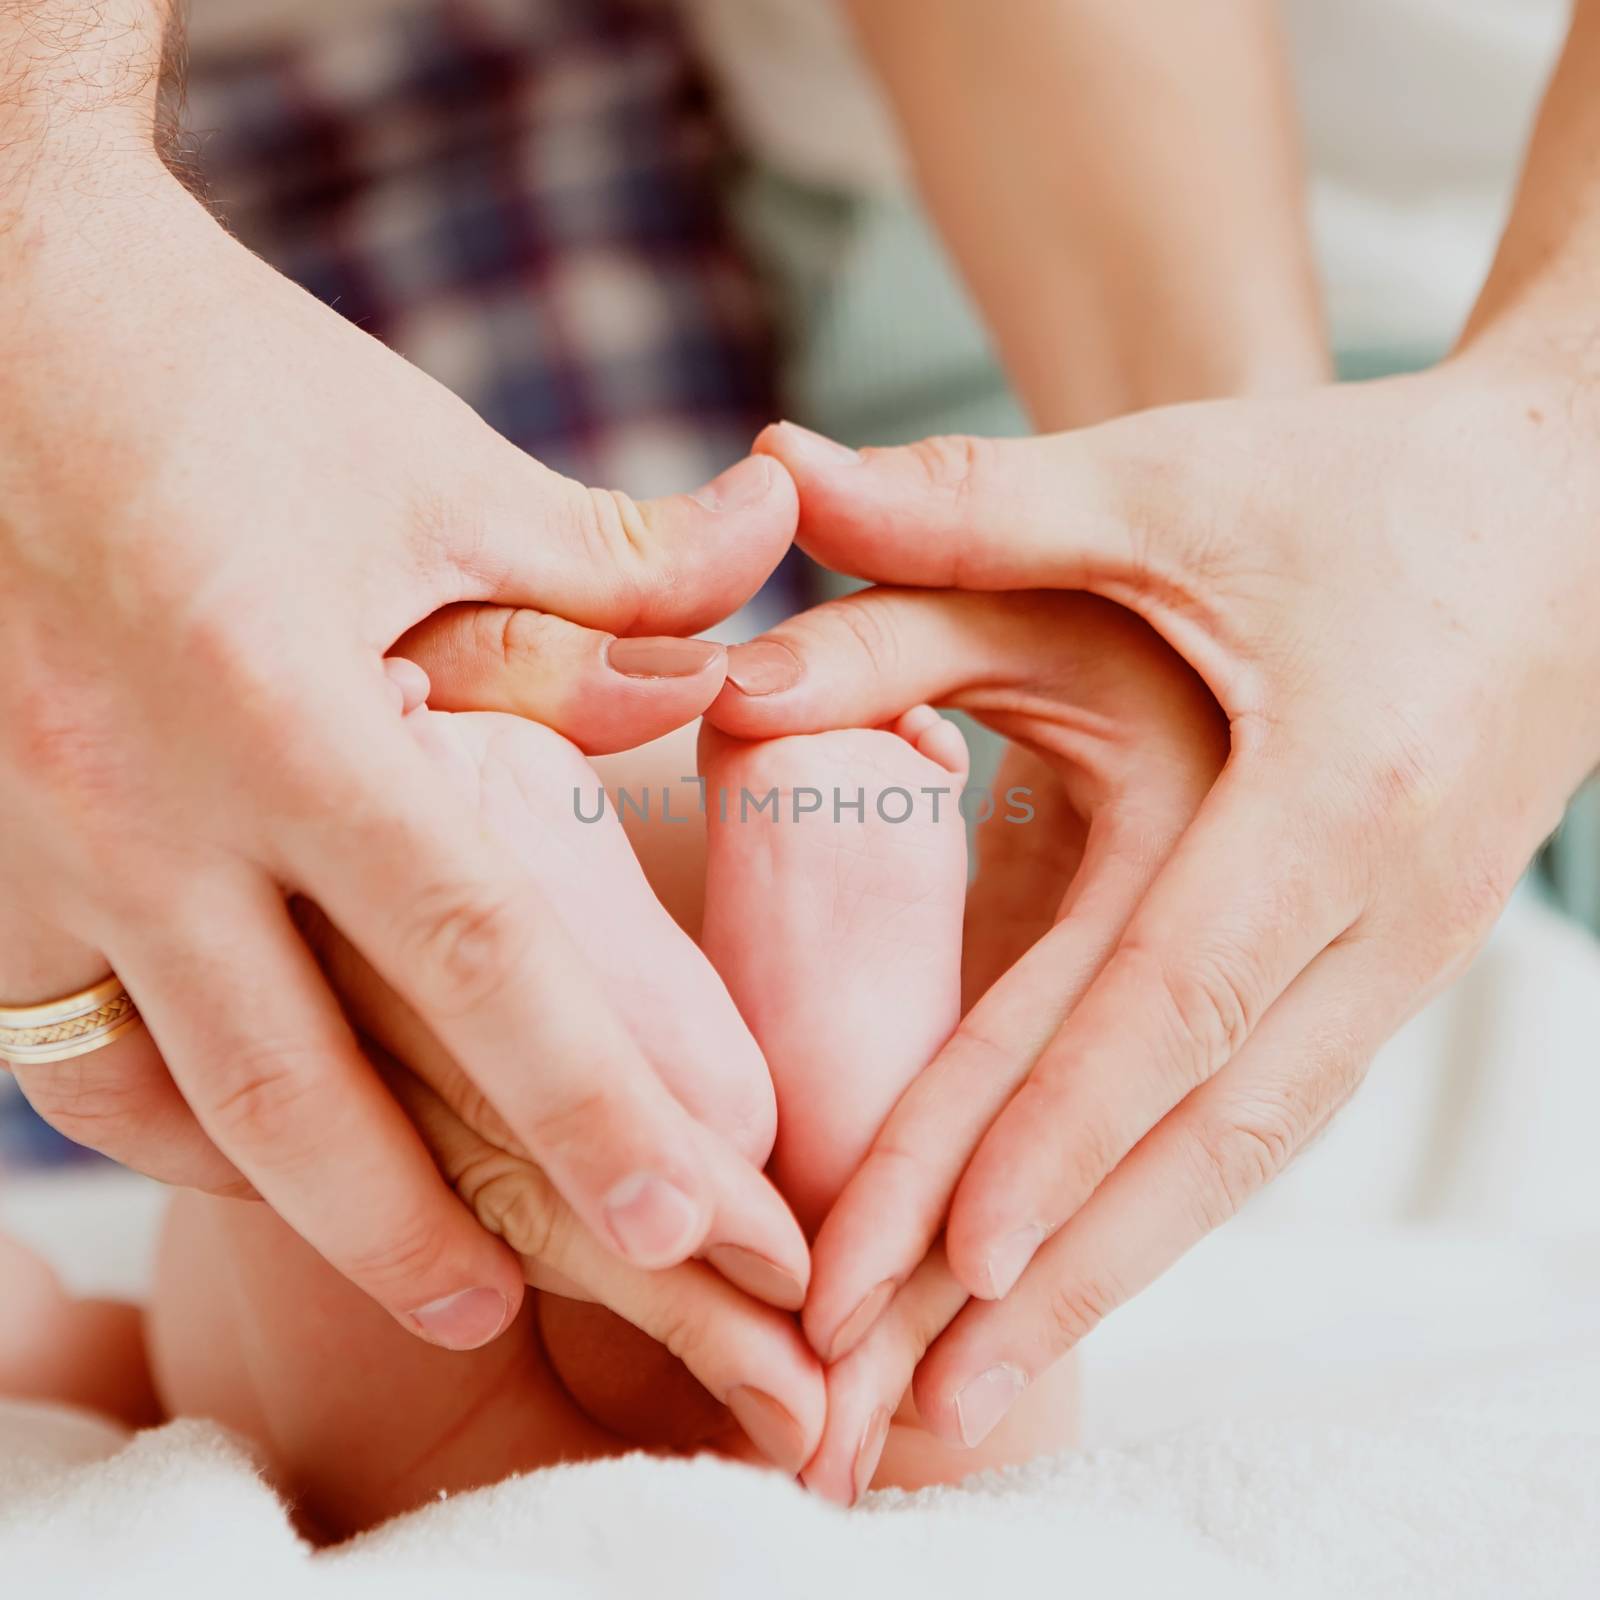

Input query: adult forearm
[844,0,1329,430]
[0,1,175,202]
[1460,0,1600,382]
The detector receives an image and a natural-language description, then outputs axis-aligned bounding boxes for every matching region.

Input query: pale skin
[4,665,1083,1533]
[0,0,815,1350]
[704,0,1600,1453]
[2,598,1222,1516]
[7,0,1600,1486]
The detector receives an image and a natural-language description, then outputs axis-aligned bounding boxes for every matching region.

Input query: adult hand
[708,574,1226,1488]
[0,152,798,1351]
[301,899,824,1474]
[711,360,1600,1446]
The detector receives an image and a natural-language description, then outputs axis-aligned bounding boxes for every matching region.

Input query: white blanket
[4,894,1599,1598]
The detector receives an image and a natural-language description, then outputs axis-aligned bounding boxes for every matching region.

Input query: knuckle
[648,1303,705,1369]
[574,486,656,609]
[1121,940,1261,1088]
[904,434,992,504]
[1045,1269,1123,1350]
[493,606,568,673]
[204,1039,328,1151]
[399,883,530,1021]
[522,1086,625,1167]
[825,594,903,680]
[342,1206,455,1292]
[1054,1107,1127,1214]
[1184,1106,1299,1227]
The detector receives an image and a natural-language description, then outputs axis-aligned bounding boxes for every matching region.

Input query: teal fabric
[733,165,1599,931]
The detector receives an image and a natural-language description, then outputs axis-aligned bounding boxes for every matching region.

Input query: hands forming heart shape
[300,550,1228,1505]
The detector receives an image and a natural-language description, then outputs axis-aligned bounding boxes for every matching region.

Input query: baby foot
[699,708,969,1238]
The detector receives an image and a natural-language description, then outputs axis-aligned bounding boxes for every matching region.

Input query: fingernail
[827,1278,895,1364]
[852,1406,891,1505]
[727,1385,808,1475]
[984,1224,1045,1299]
[407,1287,510,1351]
[604,1172,702,1266]
[706,1244,806,1311]
[954,1363,1028,1448]
[772,421,862,466]
[725,640,801,697]
[606,637,723,679]
[689,454,775,511]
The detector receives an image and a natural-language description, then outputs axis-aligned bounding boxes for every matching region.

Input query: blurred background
[4,0,1596,1251]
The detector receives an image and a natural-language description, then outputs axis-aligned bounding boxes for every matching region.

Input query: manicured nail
[725,640,802,697]
[852,1406,891,1505]
[954,1363,1028,1448]
[827,1278,895,1364]
[706,1244,806,1310]
[772,421,862,466]
[690,454,774,511]
[604,1172,701,1265]
[606,637,723,679]
[407,1287,510,1351]
[984,1224,1045,1299]
[727,1386,809,1475]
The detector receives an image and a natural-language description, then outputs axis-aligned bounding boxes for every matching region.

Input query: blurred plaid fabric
[3,0,794,1173]
[184,0,779,494]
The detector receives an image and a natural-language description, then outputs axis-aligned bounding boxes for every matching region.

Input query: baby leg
[700,710,1079,1501]
[0,1231,158,1429]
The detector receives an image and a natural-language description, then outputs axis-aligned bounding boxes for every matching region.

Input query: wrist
[0,2,174,216]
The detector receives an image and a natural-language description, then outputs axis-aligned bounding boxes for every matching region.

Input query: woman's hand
[0,150,797,1351]
[707,579,1227,1482]
[709,353,1600,1446]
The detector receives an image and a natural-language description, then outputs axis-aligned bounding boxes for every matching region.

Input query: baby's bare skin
[141,688,1077,1533]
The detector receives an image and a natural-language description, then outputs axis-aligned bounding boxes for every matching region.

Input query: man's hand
[0,28,799,1350]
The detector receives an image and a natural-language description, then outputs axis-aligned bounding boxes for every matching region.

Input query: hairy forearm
[1459,0,1600,383]
[0,1,176,197]
[845,0,1328,430]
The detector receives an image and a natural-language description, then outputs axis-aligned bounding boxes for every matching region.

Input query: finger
[1,929,244,1193]
[401,1069,825,1473]
[12,1030,248,1195]
[801,1250,968,1506]
[110,870,527,1352]
[943,769,1360,1302]
[912,938,1396,1450]
[804,794,1196,1362]
[431,448,798,637]
[339,702,792,1288]
[301,889,806,1308]
[709,588,1090,734]
[396,606,729,756]
[751,422,1134,592]
[299,744,723,1270]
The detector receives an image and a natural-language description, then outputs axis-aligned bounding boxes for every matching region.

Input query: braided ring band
[0,976,144,1067]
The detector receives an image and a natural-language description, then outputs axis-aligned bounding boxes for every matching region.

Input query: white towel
[3,892,1599,1597]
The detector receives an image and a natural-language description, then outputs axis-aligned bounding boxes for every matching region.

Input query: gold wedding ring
[0,976,144,1067]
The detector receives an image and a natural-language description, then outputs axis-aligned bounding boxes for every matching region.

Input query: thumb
[397,607,728,756]
[752,422,1138,592]
[450,449,799,637]
[706,588,1139,740]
